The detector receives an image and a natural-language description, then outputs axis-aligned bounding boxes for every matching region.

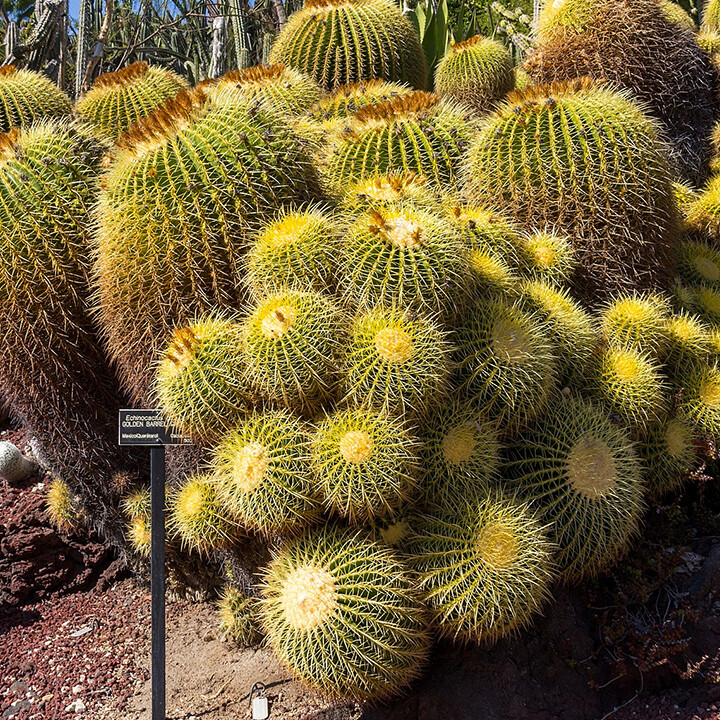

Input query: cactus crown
[92,61,152,88]
[308,80,413,122]
[353,91,439,124]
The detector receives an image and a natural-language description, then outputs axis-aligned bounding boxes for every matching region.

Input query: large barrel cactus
[269,0,427,91]
[526,0,717,183]
[464,79,680,305]
[0,66,72,131]
[94,84,323,402]
[75,61,187,139]
[0,120,140,550]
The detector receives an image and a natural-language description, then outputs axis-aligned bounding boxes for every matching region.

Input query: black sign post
[119,410,191,720]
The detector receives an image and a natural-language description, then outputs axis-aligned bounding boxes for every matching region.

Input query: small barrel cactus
[122,486,152,557]
[517,230,576,287]
[342,307,451,417]
[687,174,720,241]
[638,418,697,496]
[212,409,320,536]
[663,311,713,377]
[218,585,263,646]
[507,395,645,581]
[46,478,84,532]
[434,35,514,113]
[322,92,475,194]
[75,61,187,139]
[407,494,556,643]
[154,316,253,442]
[677,240,720,287]
[269,0,427,91]
[241,289,346,414]
[259,526,432,700]
[677,362,720,437]
[0,66,71,131]
[0,441,37,483]
[599,292,671,357]
[310,407,421,523]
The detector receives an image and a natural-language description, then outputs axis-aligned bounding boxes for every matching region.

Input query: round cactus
[0,120,139,550]
[339,203,471,316]
[661,0,696,31]
[269,0,427,91]
[695,285,720,324]
[463,79,679,304]
[46,478,84,532]
[154,316,253,442]
[638,417,697,496]
[663,311,713,377]
[167,473,233,554]
[687,174,720,241]
[453,297,558,430]
[517,230,576,287]
[434,35,514,112]
[587,344,669,428]
[527,0,716,183]
[678,240,720,287]
[0,441,37,484]
[259,526,431,700]
[212,409,319,536]
[241,289,346,413]
[518,280,596,382]
[322,92,475,194]
[339,171,440,216]
[506,395,645,581]
[677,362,720,436]
[95,86,323,403]
[218,585,263,645]
[406,494,555,643]
[122,486,151,557]
[420,400,501,509]
[599,292,671,356]
[204,64,324,116]
[245,207,341,297]
[306,79,414,123]
[0,66,71,132]
[341,307,451,417]
[76,62,187,139]
[310,408,420,523]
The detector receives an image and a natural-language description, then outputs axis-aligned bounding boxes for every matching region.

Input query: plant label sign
[118,409,192,446]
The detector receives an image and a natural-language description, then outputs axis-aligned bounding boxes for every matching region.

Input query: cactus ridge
[420,400,502,508]
[407,494,556,643]
[212,409,320,536]
[588,344,669,429]
[202,64,324,116]
[245,206,341,296]
[454,297,559,429]
[241,289,346,413]
[463,78,679,303]
[269,0,427,91]
[0,66,72,132]
[322,91,475,193]
[506,395,645,581]
[259,526,432,700]
[435,35,514,112]
[311,407,421,523]
[342,307,451,417]
[95,87,323,402]
[168,472,234,554]
[154,316,254,441]
[339,202,472,316]
[76,61,187,139]
[639,418,697,496]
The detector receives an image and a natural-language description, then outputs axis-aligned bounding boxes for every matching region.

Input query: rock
[71,685,83,694]
[3,699,31,718]
[74,699,86,713]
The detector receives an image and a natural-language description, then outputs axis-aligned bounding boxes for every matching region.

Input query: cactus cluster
[0,66,72,132]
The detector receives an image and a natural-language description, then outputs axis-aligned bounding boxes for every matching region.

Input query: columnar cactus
[269,0,427,90]
[259,527,432,699]
[0,66,72,131]
[76,62,187,139]
[464,79,680,304]
[434,35,514,113]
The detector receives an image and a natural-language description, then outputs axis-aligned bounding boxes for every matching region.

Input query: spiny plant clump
[677,363,720,437]
[517,230,576,287]
[259,526,432,700]
[321,92,476,194]
[95,83,323,403]
[526,0,717,183]
[507,395,646,581]
[212,409,320,536]
[269,0,427,91]
[599,292,671,357]
[434,35,514,113]
[76,62,187,139]
[677,240,720,287]
[245,207,342,297]
[406,494,555,643]
[686,174,720,241]
[46,478,84,533]
[204,64,324,116]
[464,78,680,304]
[339,203,472,316]
[310,408,420,523]
[638,418,697,497]
[122,486,151,557]
[218,585,263,646]
[0,66,72,132]
[154,317,253,442]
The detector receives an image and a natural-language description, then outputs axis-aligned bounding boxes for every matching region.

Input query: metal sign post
[119,409,191,720]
